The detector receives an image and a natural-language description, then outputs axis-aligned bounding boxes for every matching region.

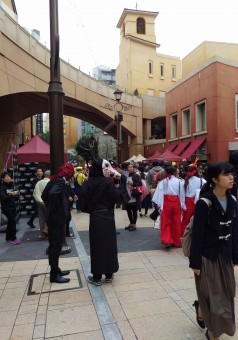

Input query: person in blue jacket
[189,162,238,340]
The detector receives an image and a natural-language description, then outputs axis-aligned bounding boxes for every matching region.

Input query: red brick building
[165,56,238,163]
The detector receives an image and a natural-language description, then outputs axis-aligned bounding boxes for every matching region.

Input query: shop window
[170,113,178,139]
[182,108,191,135]
[196,101,206,132]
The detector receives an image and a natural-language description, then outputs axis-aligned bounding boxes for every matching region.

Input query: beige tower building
[116,9,181,97]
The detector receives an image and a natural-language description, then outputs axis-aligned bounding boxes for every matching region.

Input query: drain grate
[27,269,83,295]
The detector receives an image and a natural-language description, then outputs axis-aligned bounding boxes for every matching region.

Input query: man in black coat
[42,163,74,283]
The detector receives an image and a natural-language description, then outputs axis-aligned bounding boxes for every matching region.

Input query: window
[147,89,154,96]
[160,63,164,77]
[149,61,153,74]
[236,94,238,129]
[137,17,145,34]
[170,113,178,139]
[172,65,176,79]
[196,101,206,132]
[182,108,191,135]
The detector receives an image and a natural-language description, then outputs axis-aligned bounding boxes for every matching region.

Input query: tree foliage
[75,134,99,164]
[40,131,50,144]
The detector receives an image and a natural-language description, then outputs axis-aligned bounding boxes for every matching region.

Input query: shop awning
[167,143,178,152]
[158,149,182,161]
[146,151,161,162]
[174,141,191,156]
[181,138,206,159]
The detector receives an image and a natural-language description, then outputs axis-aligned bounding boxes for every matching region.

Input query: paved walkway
[0,209,238,339]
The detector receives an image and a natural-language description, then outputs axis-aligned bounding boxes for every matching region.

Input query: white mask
[102,159,121,178]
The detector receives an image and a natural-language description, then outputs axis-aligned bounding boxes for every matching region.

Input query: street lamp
[113,89,123,165]
[105,89,132,165]
[48,0,65,175]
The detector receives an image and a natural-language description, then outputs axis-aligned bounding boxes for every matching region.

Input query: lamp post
[104,89,132,165]
[113,89,123,165]
[48,0,65,175]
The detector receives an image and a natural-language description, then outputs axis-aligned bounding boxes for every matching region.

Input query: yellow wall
[64,116,78,149]
[116,9,181,96]
[182,41,238,77]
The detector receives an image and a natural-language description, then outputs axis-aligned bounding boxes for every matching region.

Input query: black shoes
[60,270,70,276]
[87,276,102,286]
[50,274,70,283]
[105,274,114,283]
[27,221,36,228]
[125,225,131,230]
[193,300,205,329]
[66,233,75,239]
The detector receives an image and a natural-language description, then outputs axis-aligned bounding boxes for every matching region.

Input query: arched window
[137,17,145,34]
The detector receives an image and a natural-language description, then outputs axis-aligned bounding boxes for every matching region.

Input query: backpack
[181,198,212,257]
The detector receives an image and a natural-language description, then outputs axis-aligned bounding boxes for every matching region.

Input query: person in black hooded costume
[80,158,124,286]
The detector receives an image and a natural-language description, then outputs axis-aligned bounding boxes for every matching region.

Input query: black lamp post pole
[48,0,64,175]
[116,113,122,165]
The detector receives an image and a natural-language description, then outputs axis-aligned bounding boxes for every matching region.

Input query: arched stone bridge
[0,6,144,169]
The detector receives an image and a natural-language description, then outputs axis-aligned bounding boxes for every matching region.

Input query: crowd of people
[1,152,238,339]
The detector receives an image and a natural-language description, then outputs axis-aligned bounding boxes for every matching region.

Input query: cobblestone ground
[0,209,238,339]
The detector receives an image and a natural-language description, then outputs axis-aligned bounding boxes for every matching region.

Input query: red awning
[173,141,191,156]
[146,151,161,162]
[158,149,182,161]
[181,138,206,159]
[6,135,67,167]
[167,143,178,152]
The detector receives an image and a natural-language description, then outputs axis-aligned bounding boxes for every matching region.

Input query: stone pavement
[0,208,238,339]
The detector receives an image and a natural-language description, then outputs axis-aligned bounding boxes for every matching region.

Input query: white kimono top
[152,175,185,211]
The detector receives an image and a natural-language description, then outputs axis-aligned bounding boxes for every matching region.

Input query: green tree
[75,134,99,164]
[40,131,50,144]
[99,140,116,160]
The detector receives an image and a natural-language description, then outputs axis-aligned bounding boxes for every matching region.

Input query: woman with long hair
[152,165,185,248]
[181,165,206,235]
[189,162,238,340]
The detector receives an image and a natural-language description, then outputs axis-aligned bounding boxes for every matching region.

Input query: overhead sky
[14,0,238,75]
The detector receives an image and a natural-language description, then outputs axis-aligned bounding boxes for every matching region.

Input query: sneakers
[105,274,114,283]
[27,222,36,229]
[128,226,136,231]
[87,276,102,286]
[10,239,21,245]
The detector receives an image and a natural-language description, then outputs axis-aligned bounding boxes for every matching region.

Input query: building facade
[165,56,238,163]
[92,65,116,87]
[116,9,181,97]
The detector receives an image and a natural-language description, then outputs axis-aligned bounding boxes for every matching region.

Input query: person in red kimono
[181,165,206,235]
[152,166,185,248]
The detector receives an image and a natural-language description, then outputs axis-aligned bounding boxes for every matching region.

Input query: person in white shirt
[33,170,51,238]
[152,166,185,248]
[181,165,206,235]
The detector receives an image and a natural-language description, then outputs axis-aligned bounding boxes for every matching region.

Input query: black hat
[1,172,10,180]
[163,160,172,168]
